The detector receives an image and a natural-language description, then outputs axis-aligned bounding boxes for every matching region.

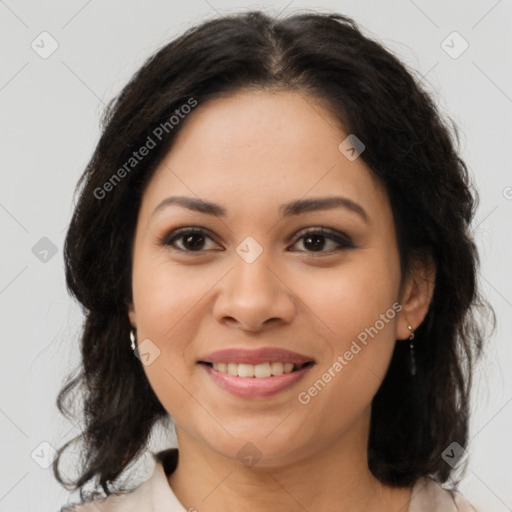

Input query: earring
[407,325,417,376]
[130,328,137,351]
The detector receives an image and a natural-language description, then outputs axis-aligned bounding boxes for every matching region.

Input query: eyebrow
[151,195,370,223]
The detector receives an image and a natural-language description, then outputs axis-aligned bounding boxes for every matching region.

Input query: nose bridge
[232,235,278,299]
[213,235,295,330]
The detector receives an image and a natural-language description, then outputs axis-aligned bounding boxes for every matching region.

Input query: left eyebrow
[151,195,370,224]
[279,196,370,224]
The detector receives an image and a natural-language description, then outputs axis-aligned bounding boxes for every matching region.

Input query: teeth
[283,362,294,373]
[238,364,255,378]
[271,361,284,376]
[211,361,304,377]
[254,363,271,378]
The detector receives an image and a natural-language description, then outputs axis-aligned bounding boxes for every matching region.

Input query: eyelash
[159,226,354,255]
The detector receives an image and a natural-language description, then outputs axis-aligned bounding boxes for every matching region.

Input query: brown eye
[180,232,206,251]
[160,226,354,255]
[290,228,354,254]
[302,233,327,251]
[162,227,219,253]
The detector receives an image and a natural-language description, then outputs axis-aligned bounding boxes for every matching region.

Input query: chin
[202,430,311,469]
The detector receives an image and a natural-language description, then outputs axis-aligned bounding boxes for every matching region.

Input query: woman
[55,9,494,512]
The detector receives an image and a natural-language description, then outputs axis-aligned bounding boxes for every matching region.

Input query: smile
[207,361,311,377]
[198,361,315,398]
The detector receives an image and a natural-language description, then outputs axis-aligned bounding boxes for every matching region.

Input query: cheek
[308,254,399,340]
[130,258,213,422]
[295,278,400,437]
[130,252,226,385]
[300,254,400,399]
[132,253,216,338]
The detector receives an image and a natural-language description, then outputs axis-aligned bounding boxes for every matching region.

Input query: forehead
[139,90,390,225]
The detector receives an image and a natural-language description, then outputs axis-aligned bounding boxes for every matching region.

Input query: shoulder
[409,476,480,512]
[59,489,143,512]
[58,449,181,512]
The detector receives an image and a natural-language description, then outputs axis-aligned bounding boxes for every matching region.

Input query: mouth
[198,361,314,377]
[198,360,315,398]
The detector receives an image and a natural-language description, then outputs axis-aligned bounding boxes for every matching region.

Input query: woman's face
[128,90,424,466]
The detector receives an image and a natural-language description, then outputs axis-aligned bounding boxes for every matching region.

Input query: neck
[167,414,413,512]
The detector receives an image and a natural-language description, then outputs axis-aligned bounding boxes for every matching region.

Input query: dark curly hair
[53,9,495,502]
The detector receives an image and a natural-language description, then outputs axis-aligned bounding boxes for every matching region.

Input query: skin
[128,89,435,512]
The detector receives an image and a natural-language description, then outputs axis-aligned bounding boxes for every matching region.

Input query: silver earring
[407,325,416,376]
[130,328,137,351]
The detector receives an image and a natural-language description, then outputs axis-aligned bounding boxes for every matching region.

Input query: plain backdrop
[1,1,511,511]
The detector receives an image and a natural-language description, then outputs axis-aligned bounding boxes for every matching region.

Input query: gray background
[1,1,511,511]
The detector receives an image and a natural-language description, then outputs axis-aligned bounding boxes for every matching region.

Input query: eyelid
[290,227,354,252]
[158,225,354,254]
[159,226,221,251]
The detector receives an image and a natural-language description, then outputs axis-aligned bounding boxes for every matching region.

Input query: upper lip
[198,347,316,365]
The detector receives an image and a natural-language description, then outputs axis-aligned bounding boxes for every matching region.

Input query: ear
[396,253,436,340]
[127,302,137,329]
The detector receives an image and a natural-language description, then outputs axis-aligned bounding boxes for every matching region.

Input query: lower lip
[199,363,314,399]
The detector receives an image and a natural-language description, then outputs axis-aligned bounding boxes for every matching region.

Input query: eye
[160,226,354,255]
[289,227,354,254]
[161,227,219,253]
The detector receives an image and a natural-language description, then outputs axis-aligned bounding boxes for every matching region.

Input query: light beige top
[61,449,479,512]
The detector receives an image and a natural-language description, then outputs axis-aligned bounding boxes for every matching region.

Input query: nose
[212,251,296,333]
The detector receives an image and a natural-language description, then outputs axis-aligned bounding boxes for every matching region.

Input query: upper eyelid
[161,226,352,250]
